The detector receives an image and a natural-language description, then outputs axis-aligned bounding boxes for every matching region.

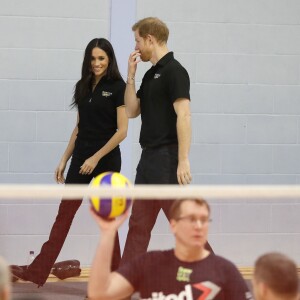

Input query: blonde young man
[88,199,252,300]
[123,17,212,265]
[253,253,299,300]
[0,257,11,300]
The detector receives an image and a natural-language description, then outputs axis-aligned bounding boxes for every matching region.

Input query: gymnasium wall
[0,0,300,266]
[0,0,111,265]
[141,0,300,265]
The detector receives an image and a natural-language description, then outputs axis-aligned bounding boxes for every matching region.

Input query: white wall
[0,0,111,265]
[0,0,300,267]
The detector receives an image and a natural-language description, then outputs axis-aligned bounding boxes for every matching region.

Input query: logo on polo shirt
[154,73,161,79]
[102,91,112,97]
[143,282,221,300]
[176,266,192,282]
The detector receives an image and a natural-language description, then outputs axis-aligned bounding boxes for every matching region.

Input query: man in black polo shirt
[88,199,252,300]
[122,17,213,265]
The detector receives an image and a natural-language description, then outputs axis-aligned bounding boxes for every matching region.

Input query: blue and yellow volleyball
[90,172,132,219]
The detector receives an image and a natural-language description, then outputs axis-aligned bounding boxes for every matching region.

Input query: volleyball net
[0,184,300,200]
[1,183,300,285]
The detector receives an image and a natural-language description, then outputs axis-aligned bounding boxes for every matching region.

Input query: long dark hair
[71,38,123,107]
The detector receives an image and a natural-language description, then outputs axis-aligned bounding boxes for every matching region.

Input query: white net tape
[0,184,299,200]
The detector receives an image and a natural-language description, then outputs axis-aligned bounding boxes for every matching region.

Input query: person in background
[253,252,299,300]
[11,38,128,287]
[88,198,252,300]
[123,17,212,266]
[0,256,11,300]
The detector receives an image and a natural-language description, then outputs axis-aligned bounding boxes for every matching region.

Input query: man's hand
[90,208,129,233]
[128,50,141,78]
[177,159,192,185]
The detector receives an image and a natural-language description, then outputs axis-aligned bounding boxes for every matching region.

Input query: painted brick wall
[0,0,300,267]
[0,0,110,265]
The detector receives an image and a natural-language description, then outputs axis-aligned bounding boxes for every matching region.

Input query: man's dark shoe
[51,260,81,280]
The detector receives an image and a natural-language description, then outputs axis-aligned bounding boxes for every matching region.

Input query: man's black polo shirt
[77,77,125,141]
[137,52,190,148]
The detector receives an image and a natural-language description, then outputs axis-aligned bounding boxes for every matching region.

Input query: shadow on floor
[12,282,87,300]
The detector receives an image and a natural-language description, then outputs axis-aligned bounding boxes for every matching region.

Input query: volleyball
[90,172,132,219]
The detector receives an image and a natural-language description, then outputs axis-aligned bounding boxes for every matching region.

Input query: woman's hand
[54,161,67,184]
[79,155,99,175]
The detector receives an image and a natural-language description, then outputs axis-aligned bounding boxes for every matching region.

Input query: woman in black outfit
[13,38,128,286]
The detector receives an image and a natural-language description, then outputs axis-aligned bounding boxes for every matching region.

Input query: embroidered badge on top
[102,91,112,97]
[154,73,161,79]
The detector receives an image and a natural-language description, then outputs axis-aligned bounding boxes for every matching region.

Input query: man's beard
[140,49,152,62]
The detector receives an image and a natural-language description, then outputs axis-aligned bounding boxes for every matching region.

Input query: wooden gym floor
[11,267,300,299]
